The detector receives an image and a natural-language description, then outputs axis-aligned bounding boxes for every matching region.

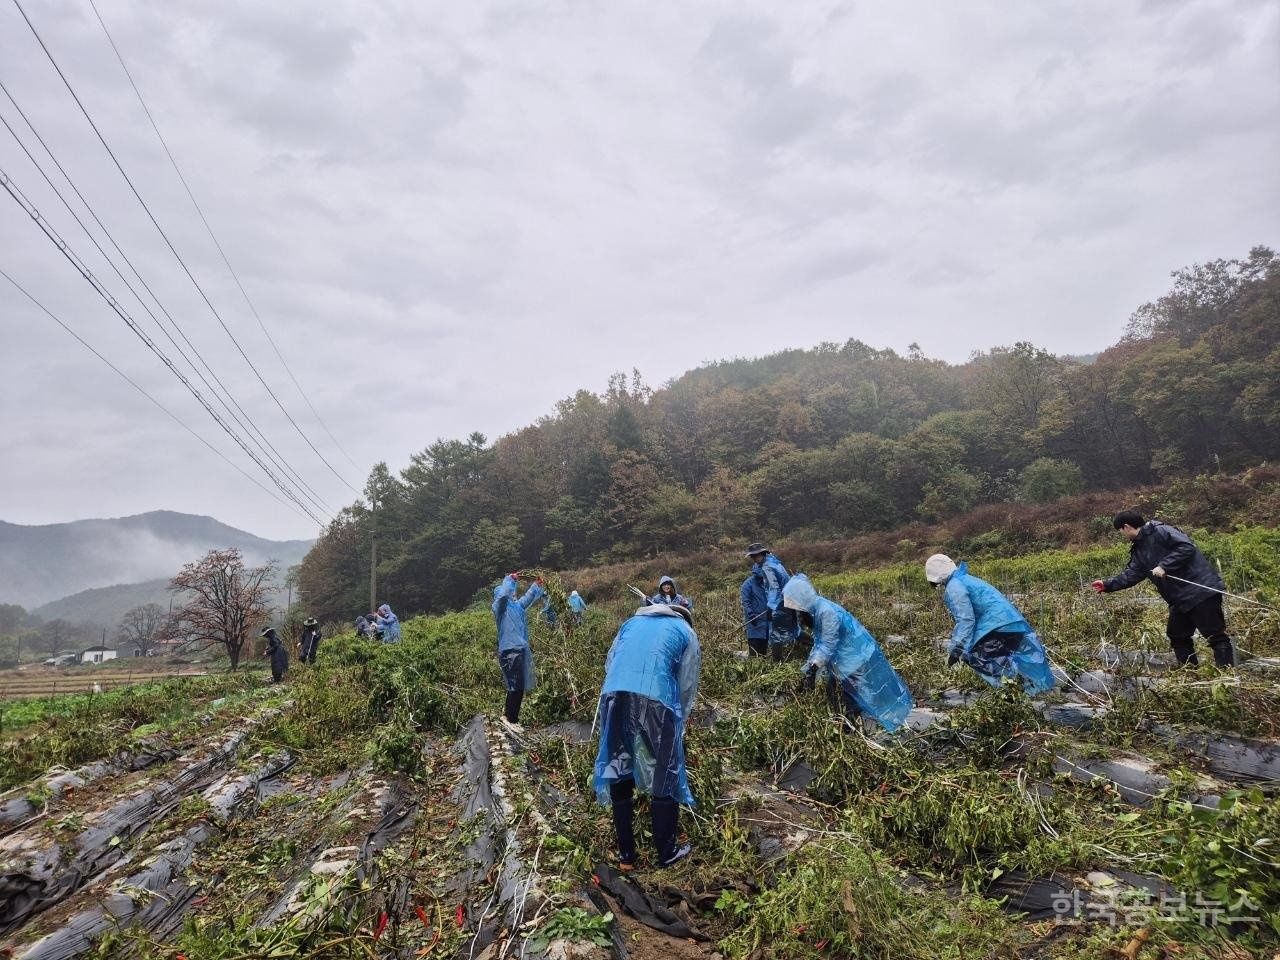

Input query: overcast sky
[1,0,1276,541]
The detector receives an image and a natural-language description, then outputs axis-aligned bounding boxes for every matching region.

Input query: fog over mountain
[0,510,311,609]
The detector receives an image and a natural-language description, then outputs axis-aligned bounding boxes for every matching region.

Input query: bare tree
[116,603,166,657]
[164,549,276,670]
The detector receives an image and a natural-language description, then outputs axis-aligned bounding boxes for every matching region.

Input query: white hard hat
[924,554,957,584]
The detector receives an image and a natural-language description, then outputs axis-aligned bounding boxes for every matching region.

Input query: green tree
[1017,458,1084,503]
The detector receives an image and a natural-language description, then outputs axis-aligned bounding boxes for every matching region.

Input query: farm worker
[353,614,372,638]
[925,555,1056,694]
[745,542,798,653]
[260,627,288,683]
[372,603,401,644]
[492,572,545,734]
[568,590,587,624]
[299,617,321,664]
[648,576,693,610]
[1091,511,1235,667]
[542,596,558,626]
[740,567,770,657]
[593,602,700,870]
[783,574,914,731]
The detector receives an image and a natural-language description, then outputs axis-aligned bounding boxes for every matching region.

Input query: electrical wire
[0,86,332,517]
[11,0,361,496]
[0,263,314,525]
[87,0,361,472]
[0,163,328,526]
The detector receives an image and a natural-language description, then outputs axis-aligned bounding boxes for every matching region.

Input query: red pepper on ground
[455,904,465,927]
[415,905,430,926]
[373,910,389,941]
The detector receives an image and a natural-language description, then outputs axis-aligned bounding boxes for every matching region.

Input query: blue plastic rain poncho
[740,571,769,643]
[373,604,401,644]
[542,596,558,625]
[593,606,701,807]
[567,591,587,614]
[648,575,693,610]
[783,574,913,732]
[755,553,798,648]
[942,563,1055,695]
[492,575,546,691]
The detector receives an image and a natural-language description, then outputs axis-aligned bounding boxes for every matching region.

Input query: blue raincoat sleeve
[677,633,701,720]
[519,583,546,610]
[943,576,978,656]
[804,603,842,673]
[760,556,790,610]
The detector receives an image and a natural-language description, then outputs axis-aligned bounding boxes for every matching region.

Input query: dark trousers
[747,635,769,657]
[609,778,678,864]
[1167,595,1235,667]
[504,689,524,723]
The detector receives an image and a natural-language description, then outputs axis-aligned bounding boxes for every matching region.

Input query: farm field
[0,531,1277,959]
[0,665,214,702]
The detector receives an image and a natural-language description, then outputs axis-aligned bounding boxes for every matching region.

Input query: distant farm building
[80,646,118,665]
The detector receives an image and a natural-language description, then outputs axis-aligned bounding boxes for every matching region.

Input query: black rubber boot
[1210,637,1236,668]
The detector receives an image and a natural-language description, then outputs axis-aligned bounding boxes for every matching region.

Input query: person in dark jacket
[261,626,288,683]
[299,618,321,664]
[1092,511,1235,667]
[740,568,770,657]
[648,576,693,610]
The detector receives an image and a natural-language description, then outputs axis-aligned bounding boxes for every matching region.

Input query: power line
[0,263,315,525]
[0,81,333,517]
[87,0,361,472]
[0,163,328,526]
[11,0,361,497]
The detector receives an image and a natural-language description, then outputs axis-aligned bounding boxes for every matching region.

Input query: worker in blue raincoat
[648,576,693,610]
[492,572,546,733]
[372,603,401,644]
[925,554,1056,695]
[567,590,587,625]
[746,542,797,653]
[740,568,770,657]
[593,603,700,870]
[542,596,558,626]
[783,574,913,731]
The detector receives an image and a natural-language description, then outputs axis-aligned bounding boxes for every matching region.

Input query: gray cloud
[0,0,1275,541]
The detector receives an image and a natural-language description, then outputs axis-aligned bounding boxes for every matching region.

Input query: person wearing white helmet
[925,554,1055,694]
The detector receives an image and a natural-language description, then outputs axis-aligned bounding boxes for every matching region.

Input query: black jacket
[1103,521,1224,612]
[266,636,289,673]
[299,626,321,657]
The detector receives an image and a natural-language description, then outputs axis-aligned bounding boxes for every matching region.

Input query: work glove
[535,576,545,586]
[946,648,961,667]
[1150,566,1165,578]
[509,571,521,582]
[1090,580,1105,593]
[796,662,817,694]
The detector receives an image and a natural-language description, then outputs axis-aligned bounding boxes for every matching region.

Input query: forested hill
[299,247,1280,621]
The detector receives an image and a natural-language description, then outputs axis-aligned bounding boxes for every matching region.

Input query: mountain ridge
[0,510,312,609]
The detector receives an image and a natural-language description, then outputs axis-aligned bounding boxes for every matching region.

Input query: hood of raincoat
[656,575,678,593]
[569,590,581,599]
[781,573,819,613]
[493,575,519,601]
[377,604,395,619]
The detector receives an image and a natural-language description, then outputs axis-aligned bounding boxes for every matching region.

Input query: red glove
[509,571,521,581]
[1091,580,1105,593]
[535,576,545,586]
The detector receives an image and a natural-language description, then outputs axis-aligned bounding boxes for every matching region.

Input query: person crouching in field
[925,554,1056,694]
[261,626,288,683]
[492,572,545,734]
[783,574,914,731]
[593,602,700,870]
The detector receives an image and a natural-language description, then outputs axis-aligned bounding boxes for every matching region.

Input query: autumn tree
[116,603,166,657]
[166,549,275,670]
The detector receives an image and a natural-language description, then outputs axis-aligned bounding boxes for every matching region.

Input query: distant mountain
[33,576,292,632]
[0,511,312,609]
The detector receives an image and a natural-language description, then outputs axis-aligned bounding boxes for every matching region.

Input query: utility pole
[369,488,378,613]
